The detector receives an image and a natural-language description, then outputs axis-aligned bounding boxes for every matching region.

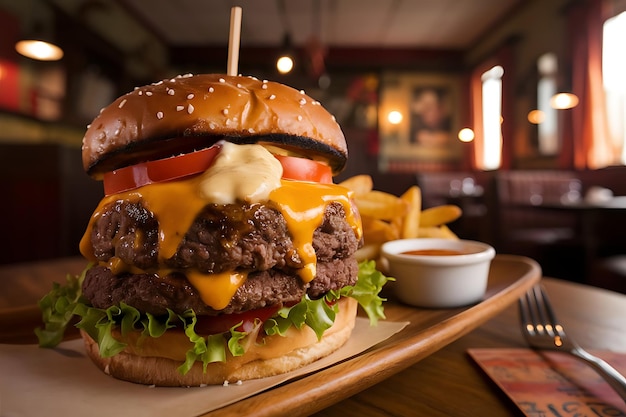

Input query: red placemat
[468,348,626,416]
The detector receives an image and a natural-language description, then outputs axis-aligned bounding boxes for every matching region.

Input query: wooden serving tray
[206,254,541,416]
[0,255,540,416]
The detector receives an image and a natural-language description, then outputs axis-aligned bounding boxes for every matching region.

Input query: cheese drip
[80,145,362,310]
[186,270,248,311]
[268,180,361,283]
[80,177,208,262]
[80,178,360,309]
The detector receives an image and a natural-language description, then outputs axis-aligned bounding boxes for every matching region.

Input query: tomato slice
[103,146,221,195]
[103,144,333,195]
[274,154,333,184]
[193,305,281,335]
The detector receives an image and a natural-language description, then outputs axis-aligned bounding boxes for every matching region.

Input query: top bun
[82,74,347,177]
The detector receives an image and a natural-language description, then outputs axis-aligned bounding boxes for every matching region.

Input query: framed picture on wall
[378,72,464,172]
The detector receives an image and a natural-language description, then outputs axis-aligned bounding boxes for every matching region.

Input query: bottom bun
[81,297,357,386]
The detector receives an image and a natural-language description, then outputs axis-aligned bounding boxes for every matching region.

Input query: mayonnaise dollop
[198,141,283,204]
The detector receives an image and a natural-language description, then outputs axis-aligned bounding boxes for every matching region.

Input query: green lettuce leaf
[35,266,89,347]
[178,311,226,374]
[331,260,394,326]
[264,295,336,340]
[36,260,393,375]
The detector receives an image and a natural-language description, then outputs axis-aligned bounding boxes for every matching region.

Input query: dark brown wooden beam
[170,45,465,73]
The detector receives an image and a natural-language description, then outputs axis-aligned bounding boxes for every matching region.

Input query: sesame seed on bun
[82,74,348,178]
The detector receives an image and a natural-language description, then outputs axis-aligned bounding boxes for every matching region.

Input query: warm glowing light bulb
[458,128,475,142]
[15,40,64,61]
[527,109,545,124]
[276,55,294,74]
[550,93,579,110]
[387,110,403,125]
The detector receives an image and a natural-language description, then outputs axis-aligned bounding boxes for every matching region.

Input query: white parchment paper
[0,318,407,417]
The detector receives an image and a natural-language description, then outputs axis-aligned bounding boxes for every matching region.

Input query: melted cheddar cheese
[268,180,360,283]
[80,144,362,311]
[186,270,248,311]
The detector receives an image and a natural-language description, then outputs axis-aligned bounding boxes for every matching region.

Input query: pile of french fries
[339,175,463,261]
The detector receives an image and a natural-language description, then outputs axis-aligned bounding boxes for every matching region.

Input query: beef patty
[82,200,361,315]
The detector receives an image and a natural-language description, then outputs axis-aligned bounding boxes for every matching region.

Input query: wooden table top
[313,278,626,417]
[1,257,624,416]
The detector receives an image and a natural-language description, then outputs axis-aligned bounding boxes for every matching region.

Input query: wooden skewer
[227,6,243,76]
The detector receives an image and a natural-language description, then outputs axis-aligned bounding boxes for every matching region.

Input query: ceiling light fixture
[276,33,295,74]
[458,128,475,142]
[15,10,64,62]
[527,109,545,124]
[275,0,295,75]
[387,110,403,125]
[276,54,294,74]
[549,92,579,110]
[15,38,64,61]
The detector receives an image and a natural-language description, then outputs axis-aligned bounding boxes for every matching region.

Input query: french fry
[419,205,462,228]
[360,217,400,244]
[342,174,463,261]
[438,225,459,239]
[399,185,421,239]
[417,225,459,239]
[338,175,373,196]
[354,243,381,262]
[354,191,409,221]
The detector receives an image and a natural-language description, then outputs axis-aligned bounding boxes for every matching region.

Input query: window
[536,53,559,155]
[480,65,504,170]
[603,10,626,164]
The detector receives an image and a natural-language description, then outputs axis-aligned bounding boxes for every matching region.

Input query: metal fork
[519,285,626,401]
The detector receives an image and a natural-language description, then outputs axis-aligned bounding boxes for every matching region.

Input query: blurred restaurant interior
[1,0,626,294]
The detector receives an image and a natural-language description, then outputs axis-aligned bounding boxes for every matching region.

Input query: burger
[36,73,390,386]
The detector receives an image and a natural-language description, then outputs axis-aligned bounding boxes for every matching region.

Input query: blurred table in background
[536,196,626,293]
[0,257,87,343]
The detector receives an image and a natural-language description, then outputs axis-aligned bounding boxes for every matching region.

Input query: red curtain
[561,0,612,169]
